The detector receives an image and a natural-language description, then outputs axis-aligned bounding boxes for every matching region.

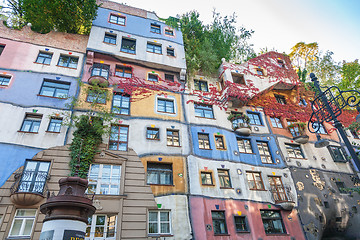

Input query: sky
[118,0,360,63]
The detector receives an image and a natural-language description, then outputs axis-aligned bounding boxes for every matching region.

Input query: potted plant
[88,76,109,88]
[228,112,251,136]
[287,121,308,144]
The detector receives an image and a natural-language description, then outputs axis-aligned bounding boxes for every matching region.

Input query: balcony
[88,75,109,88]
[287,122,309,144]
[228,113,252,136]
[10,169,49,206]
[269,185,295,211]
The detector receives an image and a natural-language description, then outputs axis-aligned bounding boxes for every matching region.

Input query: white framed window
[148,210,171,235]
[87,164,121,195]
[86,214,117,239]
[9,209,36,237]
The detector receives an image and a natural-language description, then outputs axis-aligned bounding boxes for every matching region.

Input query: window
[86,214,116,239]
[9,209,36,237]
[150,23,161,34]
[274,94,286,104]
[109,14,125,25]
[148,211,171,235]
[57,54,79,68]
[87,164,121,195]
[104,33,117,44]
[231,113,248,129]
[335,181,347,193]
[246,172,265,190]
[112,93,130,115]
[212,211,228,235]
[0,44,5,55]
[167,48,175,56]
[109,125,129,151]
[157,98,175,113]
[269,176,287,202]
[234,216,249,232]
[329,146,347,162]
[285,144,304,158]
[299,98,307,106]
[215,135,225,150]
[260,210,286,234]
[351,130,359,139]
[0,75,11,86]
[194,103,214,118]
[257,142,273,164]
[277,60,285,68]
[147,128,160,140]
[87,91,107,104]
[115,66,132,78]
[165,74,174,82]
[148,73,159,82]
[247,112,262,125]
[270,117,283,128]
[167,129,180,146]
[39,79,70,98]
[313,122,327,134]
[17,160,50,193]
[147,42,162,54]
[165,29,174,36]
[147,162,172,185]
[256,68,264,76]
[218,169,231,188]
[47,117,62,132]
[91,63,110,79]
[194,79,208,92]
[201,172,213,185]
[20,114,42,133]
[231,73,246,84]
[35,52,52,64]
[198,133,210,149]
[237,138,253,153]
[121,38,136,54]
[287,121,301,137]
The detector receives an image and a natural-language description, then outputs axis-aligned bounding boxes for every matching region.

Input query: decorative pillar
[39,177,95,240]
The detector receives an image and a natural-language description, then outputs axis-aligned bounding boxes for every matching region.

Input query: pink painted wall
[190,196,305,240]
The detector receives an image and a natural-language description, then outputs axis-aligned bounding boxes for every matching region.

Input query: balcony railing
[269,185,295,211]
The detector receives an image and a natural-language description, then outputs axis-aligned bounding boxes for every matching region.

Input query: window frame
[274,94,286,104]
[157,98,175,114]
[115,65,132,78]
[0,75,11,86]
[166,47,175,56]
[146,127,160,140]
[211,211,228,235]
[285,143,305,159]
[270,117,283,128]
[198,133,211,150]
[147,162,173,185]
[86,214,117,239]
[20,113,42,133]
[148,210,171,235]
[194,79,208,92]
[147,42,162,54]
[247,112,262,125]
[112,93,130,115]
[194,103,214,119]
[86,90,107,104]
[109,14,126,25]
[218,169,232,188]
[215,135,226,150]
[17,160,50,194]
[313,122,327,134]
[231,72,246,85]
[35,51,53,65]
[109,125,129,151]
[200,171,214,185]
[328,145,347,163]
[234,215,249,233]
[87,164,122,195]
[257,141,273,164]
[246,171,265,190]
[164,29,174,36]
[166,129,180,147]
[39,79,70,98]
[260,210,286,235]
[47,117,62,133]
[57,54,79,69]
[148,73,159,82]
[0,44,5,55]
[268,176,288,203]
[8,209,37,238]
[104,33,117,45]
[237,138,253,154]
[335,181,347,194]
[150,23,161,34]
[120,38,136,54]
[165,74,174,82]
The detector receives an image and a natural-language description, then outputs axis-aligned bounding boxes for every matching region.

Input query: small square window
[165,74,174,82]
[57,54,79,68]
[157,98,175,113]
[20,113,42,133]
[91,63,110,79]
[194,103,214,118]
[167,129,180,146]
[274,94,286,104]
[201,171,213,185]
[0,75,11,86]
[9,209,36,237]
[256,68,264,76]
[231,73,246,85]
[270,117,283,128]
[147,42,162,54]
[87,91,107,104]
[277,60,285,68]
[247,112,262,125]
[165,29,174,36]
[287,121,302,137]
[150,23,161,34]
[109,14,125,25]
[218,169,231,188]
[260,210,286,234]
[112,93,130,115]
[147,127,160,140]
[285,144,304,158]
[212,211,228,235]
[104,33,117,44]
[148,73,159,82]
[234,216,249,232]
[0,44,5,55]
[109,125,129,151]
[167,48,175,56]
[148,210,171,235]
[194,79,208,92]
[47,117,62,132]
[147,162,173,185]
[39,79,70,98]
[237,138,253,154]
[328,146,347,162]
[198,133,211,149]
[257,142,273,164]
[246,171,265,190]
[215,135,225,150]
[335,181,347,193]
[86,214,117,239]
[115,65,132,78]
[121,38,136,54]
[36,52,52,65]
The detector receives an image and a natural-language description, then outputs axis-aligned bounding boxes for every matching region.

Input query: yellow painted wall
[77,84,112,112]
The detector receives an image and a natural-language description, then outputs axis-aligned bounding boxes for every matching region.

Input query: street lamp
[308,73,360,170]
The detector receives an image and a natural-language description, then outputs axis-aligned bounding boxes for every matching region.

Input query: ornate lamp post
[308,73,360,170]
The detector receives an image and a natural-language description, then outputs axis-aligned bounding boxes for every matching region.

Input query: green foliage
[227,112,250,123]
[289,42,319,69]
[347,122,360,132]
[307,50,340,85]
[337,59,360,90]
[178,10,255,76]
[287,122,307,135]
[9,0,99,34]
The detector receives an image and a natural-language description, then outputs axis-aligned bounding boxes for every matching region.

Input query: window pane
[10,219,22,236]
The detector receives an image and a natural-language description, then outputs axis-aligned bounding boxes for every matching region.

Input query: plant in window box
[88,76,109,88]
[228,112,251,136]
[347,122,360,133]
[287,121,309,144]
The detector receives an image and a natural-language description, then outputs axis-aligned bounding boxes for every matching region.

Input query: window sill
[7,236,31,240]
[148,184,174,187]
[199,148,212,150]
[220,187,233,189]
[148,234,173,237]
[146,138,160,141]
[37,94,68,99]
[216,148,227,151]
[265,233,289,236]
[167,55,176,57]
[86,101,107,105]
[103,41,117,45]
[33,62,50,65]
[289,157,307,160]
[249,189,267,191]
[45,131,60,133]
[87,194,127,199]
[120,50,136,55]
[195,116,215,120]
[56,65,77,70]
[236,231,250,233]
[108,21,125,27]
[112,112,130,116]
[201,184,215,187]
[150,31,161,34]
[157,111,175,114]
[18,131,38,134]
[167,145,181,147]
[146,51,163,55]
[214,234,230,236]
[239,152,256,155]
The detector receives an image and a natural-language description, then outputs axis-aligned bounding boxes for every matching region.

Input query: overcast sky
[118,0,360,63]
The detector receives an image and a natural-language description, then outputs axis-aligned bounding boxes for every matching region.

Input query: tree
[337,59,360,90]
[307,50,340,85]
[289,42,319,70]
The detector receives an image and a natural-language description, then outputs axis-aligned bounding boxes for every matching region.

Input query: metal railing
[269,185,294,203]
[10,168,50,196]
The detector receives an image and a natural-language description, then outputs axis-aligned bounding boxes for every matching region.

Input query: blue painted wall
[0,70,78,109]
[0,143,43,187]
[190,126,285,168]
[93,7,184,45]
